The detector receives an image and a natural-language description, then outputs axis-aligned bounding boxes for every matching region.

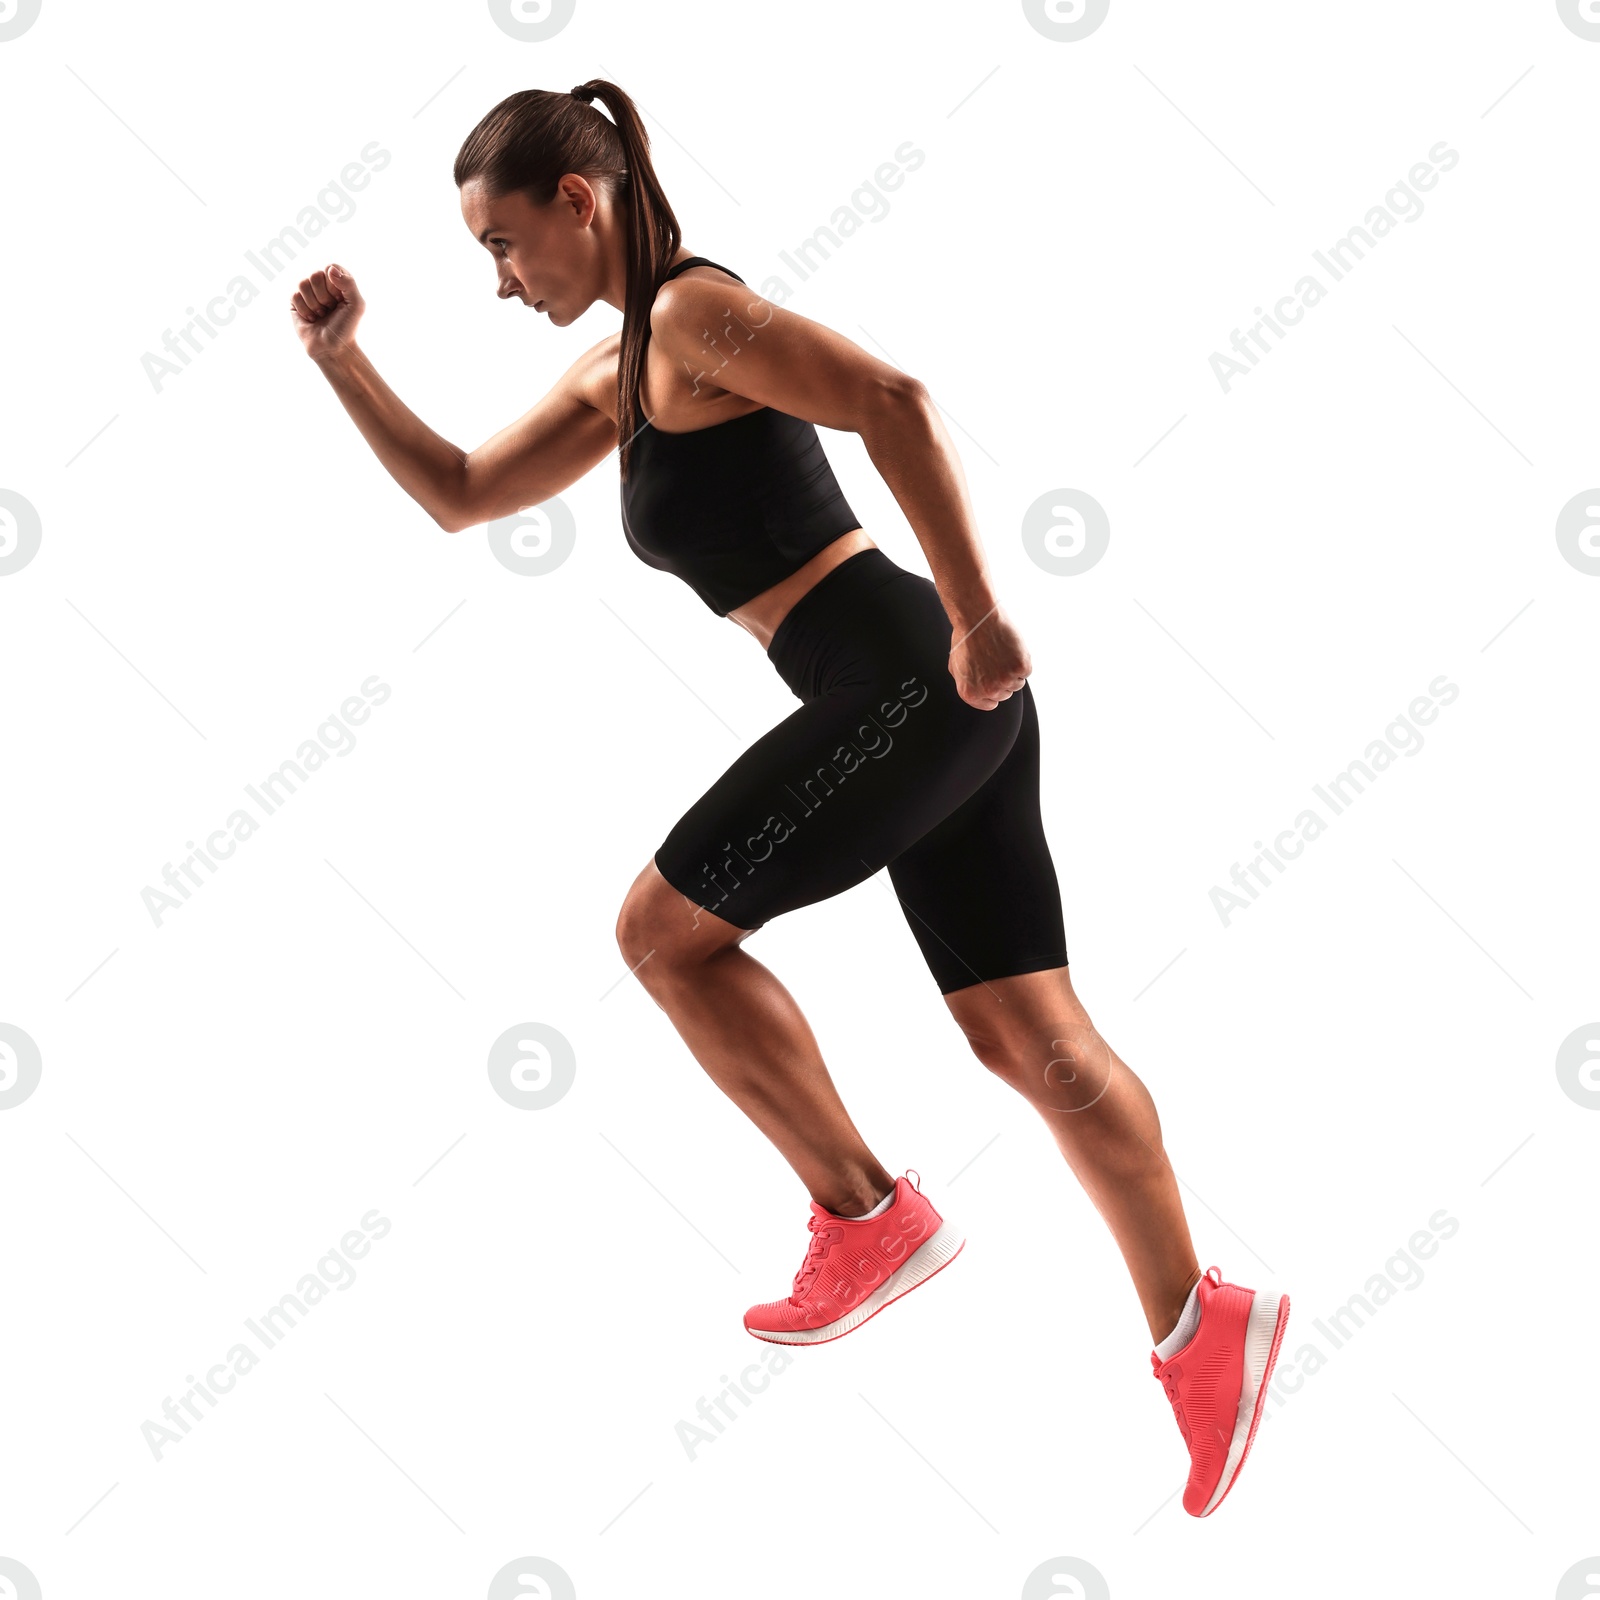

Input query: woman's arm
[291,264,617,532]
[862,394,1032,711]
[649,277,1030,710]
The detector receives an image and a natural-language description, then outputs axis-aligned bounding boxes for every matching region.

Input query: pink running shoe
[744,1170,964,1346]
[1150,1266,1290,1517]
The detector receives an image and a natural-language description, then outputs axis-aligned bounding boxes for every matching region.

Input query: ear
[556,172,599,226]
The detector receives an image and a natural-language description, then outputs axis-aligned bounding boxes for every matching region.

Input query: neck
[598,234,697,312]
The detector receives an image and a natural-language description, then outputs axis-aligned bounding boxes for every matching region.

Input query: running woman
[290,79,1288,1517]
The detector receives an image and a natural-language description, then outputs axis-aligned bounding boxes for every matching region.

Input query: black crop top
[620,257,862,615]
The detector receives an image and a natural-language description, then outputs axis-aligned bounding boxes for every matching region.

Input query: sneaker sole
[1196,1289,1291,1517]
[744,1218,966,1346]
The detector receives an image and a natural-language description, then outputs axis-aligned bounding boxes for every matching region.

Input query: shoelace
[792,1213,836,1297]
[1158,1364,1191,1444]
[789,1178,912,1300]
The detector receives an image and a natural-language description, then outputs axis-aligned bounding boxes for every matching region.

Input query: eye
[493,239,510,255]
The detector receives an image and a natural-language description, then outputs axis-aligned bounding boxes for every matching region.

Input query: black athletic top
[620,257,862,615]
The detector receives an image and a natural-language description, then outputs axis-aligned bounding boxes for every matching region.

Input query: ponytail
[571,79,684,479]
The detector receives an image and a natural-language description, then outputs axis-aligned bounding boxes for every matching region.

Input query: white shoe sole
[746,1218,966,1345]
[1197,1289,1289,1516]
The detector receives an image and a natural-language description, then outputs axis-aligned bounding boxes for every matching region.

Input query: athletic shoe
[1150,1265,1290,1516]
[743,1170,964,1345]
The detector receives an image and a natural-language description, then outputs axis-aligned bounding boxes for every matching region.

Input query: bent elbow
[894,374,931,408]
[434,461,476,534]
[858,372,932,439]
[871,372,931,424]
[433,498,478,535]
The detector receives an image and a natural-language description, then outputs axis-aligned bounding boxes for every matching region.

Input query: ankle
[1151,1267,1204,1349]
[818,1171,896,1218]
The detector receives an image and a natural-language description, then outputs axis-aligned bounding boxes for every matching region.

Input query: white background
[1,1,1596,1596]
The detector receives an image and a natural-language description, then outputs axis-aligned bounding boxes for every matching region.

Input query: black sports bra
[620,257,862,616]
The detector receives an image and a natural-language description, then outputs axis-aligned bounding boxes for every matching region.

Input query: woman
[290,78,1288,1518]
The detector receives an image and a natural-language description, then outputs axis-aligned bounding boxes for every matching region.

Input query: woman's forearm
[857,385,1001,634]
[312,344,467,530]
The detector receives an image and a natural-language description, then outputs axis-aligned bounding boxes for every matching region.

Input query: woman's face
[459,174,596,326]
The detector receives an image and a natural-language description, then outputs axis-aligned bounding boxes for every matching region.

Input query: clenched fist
[948,606,1032,711]
[290,264,365,358]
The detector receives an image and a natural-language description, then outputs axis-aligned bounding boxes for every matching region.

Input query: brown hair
[453,80,682,481]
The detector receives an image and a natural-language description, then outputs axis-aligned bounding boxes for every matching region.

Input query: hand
[290,264,365,358]
[948,605,1032,710]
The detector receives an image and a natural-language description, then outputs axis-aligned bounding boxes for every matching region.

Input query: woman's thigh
[652,581,1024,932]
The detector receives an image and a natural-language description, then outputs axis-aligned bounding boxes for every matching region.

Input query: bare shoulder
[650,265,773,354]
[647,265,913,432]
[648,266,781,411]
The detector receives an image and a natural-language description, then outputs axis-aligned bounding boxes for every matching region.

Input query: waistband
[765,548,906,666]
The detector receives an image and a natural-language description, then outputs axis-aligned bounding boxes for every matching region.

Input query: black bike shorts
[653,548,1068,994]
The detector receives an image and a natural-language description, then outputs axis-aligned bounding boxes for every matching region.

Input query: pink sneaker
[1151,1266,1290,1517]
[744,1170,964,1345]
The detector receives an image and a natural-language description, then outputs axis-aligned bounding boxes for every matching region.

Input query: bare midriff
[726,528,878,652]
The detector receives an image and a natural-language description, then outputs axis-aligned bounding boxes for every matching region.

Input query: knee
[960,1022,1016,1080]
[614,866,710,976]
[614,876,662,972]
[957,1015,1030,1083]
[964,1018,1112,1107]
